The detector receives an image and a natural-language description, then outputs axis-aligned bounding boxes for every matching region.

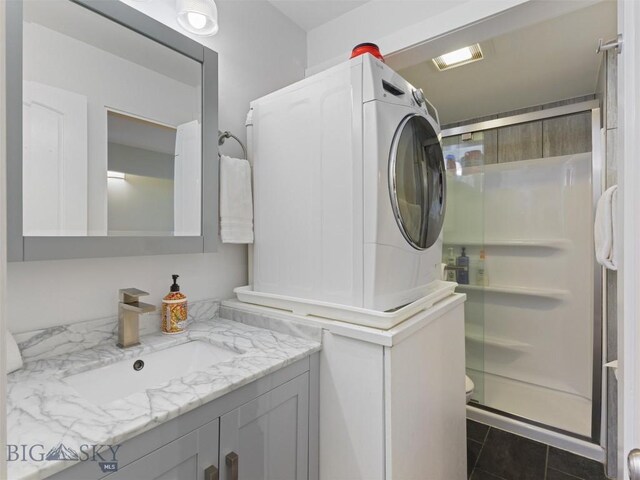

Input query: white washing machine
[246,54,447,314]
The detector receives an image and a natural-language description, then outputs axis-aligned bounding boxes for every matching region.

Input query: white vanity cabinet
[47,355,318,480]
[103,419,219,480]
[219,373,310,480]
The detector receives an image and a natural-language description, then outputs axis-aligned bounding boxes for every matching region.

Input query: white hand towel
[6,332,23,373]
[594,184,618,270]
[220,154,254,244]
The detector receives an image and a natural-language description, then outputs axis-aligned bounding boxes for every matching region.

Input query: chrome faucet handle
[119,288,150,303]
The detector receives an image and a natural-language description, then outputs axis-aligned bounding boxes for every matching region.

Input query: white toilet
[466,375,475,403]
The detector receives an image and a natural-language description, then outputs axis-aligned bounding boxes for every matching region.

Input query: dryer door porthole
[389,114,446,250]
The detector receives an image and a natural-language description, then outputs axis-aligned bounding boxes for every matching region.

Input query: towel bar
[218,130,247,159]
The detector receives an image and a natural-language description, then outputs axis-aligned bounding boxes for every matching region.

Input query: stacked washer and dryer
[234,54,467,479]
[241,53,448,316]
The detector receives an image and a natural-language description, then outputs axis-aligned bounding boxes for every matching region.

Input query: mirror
[23,0,202,237]
[7,0,218,260]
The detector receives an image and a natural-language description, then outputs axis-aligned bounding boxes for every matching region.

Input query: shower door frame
[442,99,604,446]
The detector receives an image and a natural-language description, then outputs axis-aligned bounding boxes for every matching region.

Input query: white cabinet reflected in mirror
[22,0,203,239]
[9,0,217,260]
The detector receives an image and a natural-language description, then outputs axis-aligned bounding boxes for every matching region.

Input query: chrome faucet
[118,288,156,348]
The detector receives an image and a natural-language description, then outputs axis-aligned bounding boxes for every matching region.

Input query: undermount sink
[63,341,241,405]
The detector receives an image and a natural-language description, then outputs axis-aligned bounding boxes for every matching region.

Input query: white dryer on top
[246,54,448,315]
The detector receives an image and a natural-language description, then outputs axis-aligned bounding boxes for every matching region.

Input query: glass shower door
[440,106,600,441]
[441,132,490,405]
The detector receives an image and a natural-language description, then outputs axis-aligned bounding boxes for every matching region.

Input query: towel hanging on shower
[594,184,618,270]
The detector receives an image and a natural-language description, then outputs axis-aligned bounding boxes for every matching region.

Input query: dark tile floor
[467,420,609,480]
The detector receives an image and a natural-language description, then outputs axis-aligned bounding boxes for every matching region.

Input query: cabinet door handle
[226,452,239,480]
[629,449,640,479]
[204,464,219,480]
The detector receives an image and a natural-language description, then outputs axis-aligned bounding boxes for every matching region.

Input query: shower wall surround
[442,95,595,166]
[446,153,595,436]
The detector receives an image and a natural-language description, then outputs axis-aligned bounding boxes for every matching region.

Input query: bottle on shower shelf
[456,247,469,285]
[476,249,489,286]
[446,247,457,282]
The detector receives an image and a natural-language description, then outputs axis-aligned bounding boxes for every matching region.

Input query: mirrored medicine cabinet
[5,0,219,261]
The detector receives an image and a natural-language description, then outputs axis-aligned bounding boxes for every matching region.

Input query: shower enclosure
[441,100,603,444]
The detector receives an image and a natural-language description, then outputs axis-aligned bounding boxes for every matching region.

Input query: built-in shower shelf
[444,239,570,249]
[465,331,530,350]
[456,284,569,300]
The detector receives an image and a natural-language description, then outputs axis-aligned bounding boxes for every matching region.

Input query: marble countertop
[7,318,321,480]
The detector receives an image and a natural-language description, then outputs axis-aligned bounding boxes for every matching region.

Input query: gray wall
[107,143,176,235]
[7,0,307,333]
[108,143,175,180]
[107,174,174,236]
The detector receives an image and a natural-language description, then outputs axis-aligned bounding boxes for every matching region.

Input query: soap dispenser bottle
[456,247,470,285]
[162,274,188,335]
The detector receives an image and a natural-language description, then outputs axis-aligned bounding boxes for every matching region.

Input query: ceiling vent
[432,44,483,71]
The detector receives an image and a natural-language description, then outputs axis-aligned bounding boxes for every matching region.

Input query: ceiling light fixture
[432,44,483,71]
[176,0,219,36]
